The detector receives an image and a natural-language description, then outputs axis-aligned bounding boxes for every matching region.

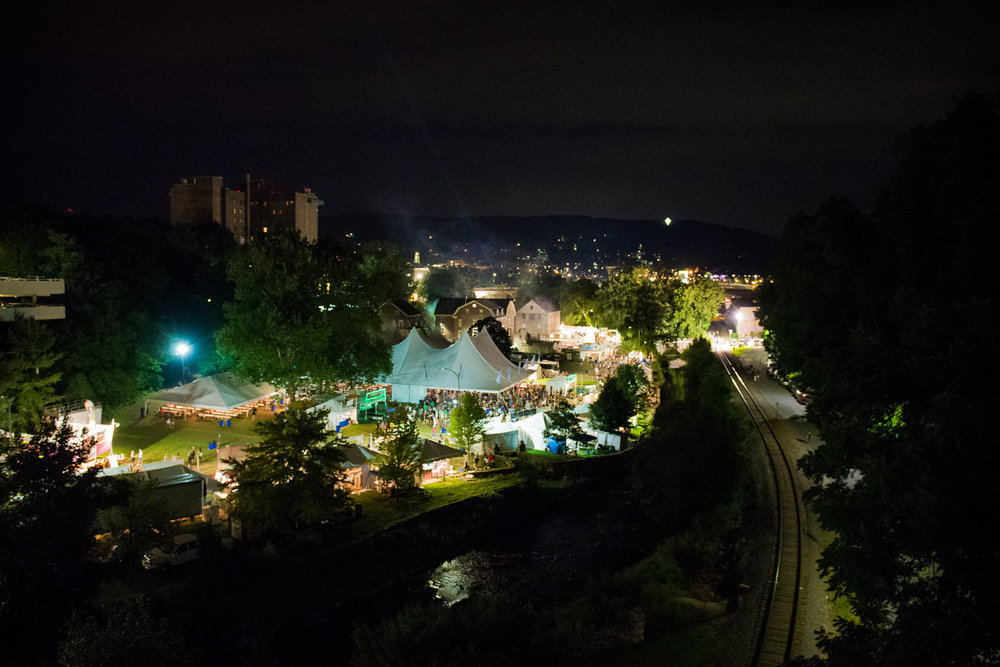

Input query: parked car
[142,534,200,570]
[795,390,812,405]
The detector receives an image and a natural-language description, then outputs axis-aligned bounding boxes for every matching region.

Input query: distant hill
[319,213,774,274]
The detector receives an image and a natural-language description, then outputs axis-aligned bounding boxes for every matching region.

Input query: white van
[142,534,200,570]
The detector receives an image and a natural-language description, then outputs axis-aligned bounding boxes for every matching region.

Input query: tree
[94,478,171,568]
[226,405,353,533]
[595,267,672,355]
[0,420,126,663]
[422,266,477,301]
[217,232,395,397]
[588,376,634,440]
[638,337,747,522]
[560,278,599,327]
[543,400,584,452]
[59,590,196,666]
[0,314,62,434]
[448,393,488,468]
[611,363,651,416]
[668,276,724,339]
[469,315,513,357]
[756,196,872,381]
[354,241,414,303]
[373,405,424,494]
[761,94,1000,665]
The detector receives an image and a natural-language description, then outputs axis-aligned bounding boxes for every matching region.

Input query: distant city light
[664,217,672,226]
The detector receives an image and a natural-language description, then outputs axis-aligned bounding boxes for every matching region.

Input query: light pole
[440,367,461,398]
[173,341,192,385]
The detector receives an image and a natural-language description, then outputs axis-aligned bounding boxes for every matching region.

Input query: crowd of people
[414,382,573,427]
[594,351,635,382]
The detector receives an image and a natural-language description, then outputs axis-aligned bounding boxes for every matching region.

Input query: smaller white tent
[483,411,552,452]
[545,374,575,393]
[308,393,356,431]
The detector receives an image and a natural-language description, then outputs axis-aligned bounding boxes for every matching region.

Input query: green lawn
[348,472,523,535]
[107,411,270,475]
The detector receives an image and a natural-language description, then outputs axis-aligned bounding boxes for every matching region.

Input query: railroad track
[717,350,804,666]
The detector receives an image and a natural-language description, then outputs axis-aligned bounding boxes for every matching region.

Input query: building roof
[98,460,223,492]
[389,299,423,317]
[337,442,380,467]
[420,438,464,462]
[431,297,470,316]
[523,296,557,312]
[432,297,508,317]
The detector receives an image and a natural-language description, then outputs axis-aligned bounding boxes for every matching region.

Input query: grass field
[105,402,465,478]
[349,471,522,536]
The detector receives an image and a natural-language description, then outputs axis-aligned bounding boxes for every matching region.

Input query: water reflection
[427,554,476,606]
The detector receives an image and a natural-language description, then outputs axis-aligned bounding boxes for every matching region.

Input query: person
[137,449,143,464]
[188,447,195,466]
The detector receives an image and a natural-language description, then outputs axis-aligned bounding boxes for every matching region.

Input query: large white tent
[383,329,535,403]
[144,373,276,413]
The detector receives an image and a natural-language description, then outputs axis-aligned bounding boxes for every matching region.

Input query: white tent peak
[382,329,535,402]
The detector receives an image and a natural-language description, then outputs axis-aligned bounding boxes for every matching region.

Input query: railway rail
[717,350,804,666]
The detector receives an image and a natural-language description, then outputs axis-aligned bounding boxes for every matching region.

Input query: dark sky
[5,1,997,235]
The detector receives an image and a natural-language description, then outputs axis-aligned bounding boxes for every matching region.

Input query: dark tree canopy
[373,405,424,493]
[543,400,584,449]
[760,94,1000,666]
[226,405,353,533]
[469,315,513,358]
[0,207,236,409]
[595,267,673,355]
[0,314,62,433]
[588,376,634,436]
[0,420,126,663]
[217,232,398,396]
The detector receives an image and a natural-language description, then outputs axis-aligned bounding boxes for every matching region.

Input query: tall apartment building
[247,185,321,242]
[169,176,321,242]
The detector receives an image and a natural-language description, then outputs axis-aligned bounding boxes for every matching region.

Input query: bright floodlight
[174,342,192,357]
[735,311,743,322]
[664,217,672,226]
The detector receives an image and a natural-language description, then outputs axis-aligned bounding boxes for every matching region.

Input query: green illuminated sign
[359,388,387,410]
[566,374,577,384]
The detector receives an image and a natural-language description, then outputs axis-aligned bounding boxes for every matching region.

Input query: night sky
[5,1,997,236]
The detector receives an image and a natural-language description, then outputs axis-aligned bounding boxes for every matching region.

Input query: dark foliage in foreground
[763,93,1000,666]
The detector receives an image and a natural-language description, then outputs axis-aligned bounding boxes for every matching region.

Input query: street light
[173,342,192,384]
[441,367,461,396]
